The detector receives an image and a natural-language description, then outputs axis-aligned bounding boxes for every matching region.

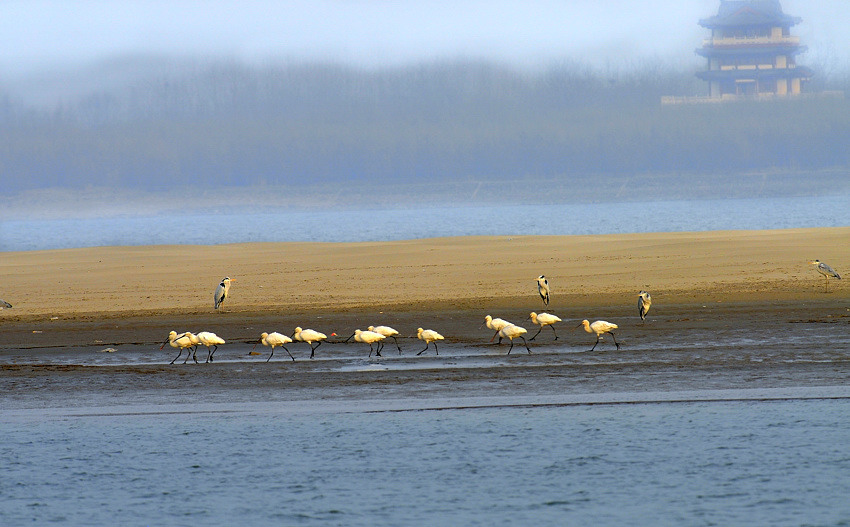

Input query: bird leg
[266,347,274,362]
[169,349,182,365]
[521,337,531,354]
[417,343,429,356]
[310,341,322,359]
[529,326,543,341]
[282,345,295,361]
[550,325,559,340]
[507,339,514,355]
[589,337,600,352]
[392,336,402,354]
[434,342,439,355]
[609,332,620,350]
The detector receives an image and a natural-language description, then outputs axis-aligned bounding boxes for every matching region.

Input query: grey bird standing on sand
[638,291,652,321]
[537,275,550,306]
[0,299,11,309]
[214,277,234,310]
[809,260,840,292]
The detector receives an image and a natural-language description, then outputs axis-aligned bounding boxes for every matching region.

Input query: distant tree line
[1,58,849,194]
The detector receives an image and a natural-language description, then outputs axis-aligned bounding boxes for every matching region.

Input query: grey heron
[214,277,234,310]
[537,275,550,306]
[809,260,841,292]
[638,291,652,321]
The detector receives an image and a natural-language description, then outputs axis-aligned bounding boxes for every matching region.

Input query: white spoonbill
[528,312,562,341]
[292,327,328,359]
[160,331,198,364]
[214,276,234,310]
[0,299,11,309]
[196,331,226,363]
[810,260,841,292]
[498,324,531,355]
[353,329,386,357]
[638,291,652,321]
[368,325,402,354]
[483,315,512,344]
[416,328,444,356]
[537,275,550,306]
[577,320,620,351]
[255,332,295,362]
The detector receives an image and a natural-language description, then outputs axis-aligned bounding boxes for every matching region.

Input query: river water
[2,395,850,526]
[2,193,849,251]
[2,192,849,524]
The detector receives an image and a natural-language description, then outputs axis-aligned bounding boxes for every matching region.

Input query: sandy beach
[1,227,848,346]
[1,227,848,411]
[4,227,849,314]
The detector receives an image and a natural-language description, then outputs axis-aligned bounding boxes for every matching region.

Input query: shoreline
[1,227,847,351]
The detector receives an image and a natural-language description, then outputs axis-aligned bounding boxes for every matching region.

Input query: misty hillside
[2,58,849,198]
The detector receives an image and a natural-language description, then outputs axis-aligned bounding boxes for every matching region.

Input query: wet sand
[1,228,848,412]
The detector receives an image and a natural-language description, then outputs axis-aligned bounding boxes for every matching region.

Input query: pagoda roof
[695,66,813,81]
[699,1,802,28]
[696,44,808,58]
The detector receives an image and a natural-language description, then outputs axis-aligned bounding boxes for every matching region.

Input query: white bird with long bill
[577,319,620,351]
[255,332,295,362]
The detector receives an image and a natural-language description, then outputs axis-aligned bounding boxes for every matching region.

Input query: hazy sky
[1,0,847,76]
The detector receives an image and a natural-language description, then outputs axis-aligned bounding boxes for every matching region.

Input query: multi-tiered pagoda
[696,0,812,99]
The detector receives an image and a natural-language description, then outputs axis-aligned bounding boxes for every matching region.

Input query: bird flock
[157,274,633,363]
[152,262,842,364]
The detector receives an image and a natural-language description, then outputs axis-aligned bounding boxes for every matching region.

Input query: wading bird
[537,275,550,306]
[0,299,11,309]
[810,260,841,292]
[160,331,198,364]
[528,312,562,340]
[196,331,226,363]
[368,325,402,354]
[292,327,327,359]
[416,328,444,356]
[483,315,512,344]
[214,277,234,310]
[255,332,295,362]
[353,329,386,357]
[638,291,652,321]
[577,319,620,352]
[498,324,531,355]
